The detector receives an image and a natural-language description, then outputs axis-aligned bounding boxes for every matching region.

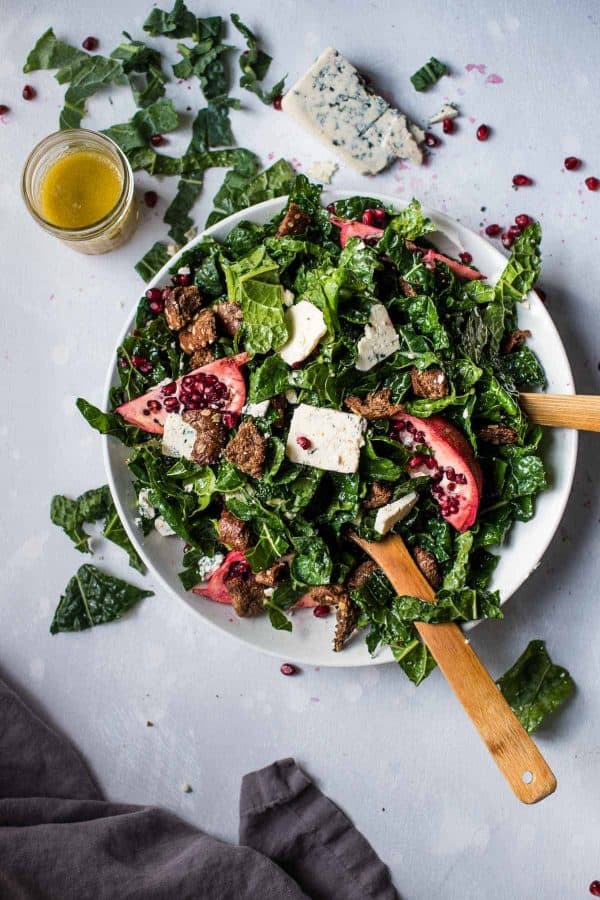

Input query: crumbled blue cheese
[285,389,299,405]
[374,492,418,535]
[138,488,155,520]
[428,103,459,125]
[282,47,423,174]
[278,300,327,366]
[355,304,400,371]
[155,515,176,537]
[283,289,295,307]
[243,400,270,418]
[286,403,366,474]
[162,413,197,460]
[197,553,224,581]
[305,160,339,183]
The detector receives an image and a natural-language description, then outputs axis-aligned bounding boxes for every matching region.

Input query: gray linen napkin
[0,677,400,899]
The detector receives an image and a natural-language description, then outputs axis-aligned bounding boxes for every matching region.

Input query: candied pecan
[301,584,348,607]
[164,285,202,331]
[413,547,441,590]
[362,482,393,510]
[476,423,519,445]
[275,202,312,238]
[346,560,378,591]
[399,277,417,298]
[501,329,531,354]
[217,508,252,552]
[224,420,266,478]
[189,347,215,369]
[344,388,404,420]
[255,558,288,587]
[214,301,243,337]
[182,409,226,465]
[269,394,286,428]
[333,591,359,652]
[179,309,217,354]
[228,578,264,617]
[410,367,449,399]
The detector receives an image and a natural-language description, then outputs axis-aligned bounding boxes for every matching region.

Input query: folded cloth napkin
[0,677,400,900]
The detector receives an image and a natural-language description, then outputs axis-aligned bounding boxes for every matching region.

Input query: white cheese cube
[154,515,176,537]
[286,403,366,474]
[305,160,339,183]
[374,492,418,535]
[355,304,400,371]
[281,47,423,174]
[138,488,155,520]
[283,288,295,307]
[243,400,270,418]
[278,300,327,366]
[161,413,197,460]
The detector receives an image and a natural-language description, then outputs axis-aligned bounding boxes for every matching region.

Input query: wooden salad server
[519,393,600,432]
[351,532,557,804]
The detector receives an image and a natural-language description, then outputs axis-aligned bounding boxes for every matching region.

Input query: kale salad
[79,177,548,683]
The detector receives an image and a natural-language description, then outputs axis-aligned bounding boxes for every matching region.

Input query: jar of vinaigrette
[22,129,138,254]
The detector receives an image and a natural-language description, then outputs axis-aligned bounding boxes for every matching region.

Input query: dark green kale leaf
[102,98,180,172]
[110,32,167,107]
[76,398,143,446]
[410,57,447,91]
[384,198,437,241]
[143,0,199,38]
[207,157,295,226]
[498,346,546,388]
[248,355,290,402]
[497,640,574,733]
[134,241,171,282]
[24,28,87,72]
[230,13,286,105]
[57,55,128,129]
[50,565,152,634]
[290,534,333,586]
[494,223,542,305]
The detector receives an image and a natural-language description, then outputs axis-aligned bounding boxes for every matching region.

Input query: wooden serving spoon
[519,393,600,432]
[351,531,557,804]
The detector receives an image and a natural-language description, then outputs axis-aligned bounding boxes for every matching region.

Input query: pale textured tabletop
[1,1,599,897]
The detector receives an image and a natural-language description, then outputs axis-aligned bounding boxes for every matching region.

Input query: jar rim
[22,128,134,239]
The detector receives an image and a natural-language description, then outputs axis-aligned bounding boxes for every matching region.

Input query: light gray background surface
[1,1,599,897]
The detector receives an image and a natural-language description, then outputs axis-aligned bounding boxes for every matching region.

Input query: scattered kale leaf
[143,0,199,39]
[497,640,574,733]
[110,32,167,107]
[230,13,286,105]
[134,242,171,282]
[58,55,128,129]
[494,223,542,304]
[410,57,447,91]
[103,98,180,172]
[24,28,87,72]
[50,564,152,634]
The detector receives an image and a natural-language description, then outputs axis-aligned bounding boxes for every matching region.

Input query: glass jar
[22,129,138,255]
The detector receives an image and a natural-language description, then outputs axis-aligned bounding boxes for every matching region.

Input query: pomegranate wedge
[116,352,249,434]
[329,215,385,248]
[193,551,251,603]
[421,249,485,281]
[392,413,483,532]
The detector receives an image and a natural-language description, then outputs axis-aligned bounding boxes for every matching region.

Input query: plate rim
[102,190,577,667]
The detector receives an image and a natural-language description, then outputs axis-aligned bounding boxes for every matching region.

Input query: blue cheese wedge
[278,299,327,366]
[154,515,176,537]
[243,400,270,418]
[428,103,459,125]
[162,413,196,460]
[355,303,400,371]
[286,403,366,474]
[138,488,155,520]
[306,160,339,183]
[374,492,418,535]
[282,47,424,174]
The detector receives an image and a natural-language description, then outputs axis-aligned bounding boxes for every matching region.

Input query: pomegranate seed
[459,251,472,264]
[455,473,467,485]
[161,287,171,302]
[22,85,36,100]
[176,273,192,286]
[585,176,600,192]
[515,214,531,228]
[424,132,439,147]
[508,224,522,237]
[161,381,177,395]
[326,202,336,214]
[149,300,163,313]
[414,431,426,443]
[280,663,298,676]
[564,156,581,171]
[445,467,456,481]
[408,454,425,469]
[150,134,165,147]
[144,190,158,208]
[82,35,98,50]
[501,232,514,249]
[146,287,162,303]
[424,456,436,470]
[590,881,600,896]
[296,435,312,450]
[485,223,501,237]
[147,399,162,412]
[313,604,330,618]
[0,104,9,115]
[222,412,237,428]
[442,118,454,134]
[362,207,386,227]
[163,397,180,412]
[273,94,283,111]
[512,174,533,187]
[118,358,128,369]
[476,124,490,141]
[142,408,151,416]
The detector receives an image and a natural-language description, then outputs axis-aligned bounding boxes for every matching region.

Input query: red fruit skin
[329,215,384,249]
[193,551,248,604]
[116,352,250,434]
[421,249,486,281]
[392,413,483,532]
[294,594,320,608]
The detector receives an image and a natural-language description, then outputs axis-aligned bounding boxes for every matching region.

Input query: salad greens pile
[79,177,555,688]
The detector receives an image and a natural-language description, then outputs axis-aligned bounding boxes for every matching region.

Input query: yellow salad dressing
[39,149,123,229]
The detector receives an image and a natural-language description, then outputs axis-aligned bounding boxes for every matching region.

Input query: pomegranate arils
[147,399,162,413]
[82,36,99,51]
[22,85,36,100]
[222,412,237,428]
[408,454,426,469]
[326,202,336,214]
[150,134,164,147]
[512,174,533,187]
[280,662,298,676]
[564,156,581,170]
[501,232,514,249]
[146,287,162,303]
[176,273,192,286]
[161,381,177,395]
[585,176,600,192]
[296,435,312,450]
[515,214,531,228]
[313,604,330,618]
[362,207,386,227]
[0,104,9,115]
[131,356,153,374]
[226,560,251,581]
[442,118,455,134]
[459,251,473,264]
[589,881,600,896]
[485,223,501,237]
[476,124,490,141]
[163,397,180,413]
[144,190,158,208]
[424,131,439,147]
[273,94,283,110]
[508,224,522,238]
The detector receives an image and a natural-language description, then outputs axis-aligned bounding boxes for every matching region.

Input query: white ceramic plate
[104,191,577,667]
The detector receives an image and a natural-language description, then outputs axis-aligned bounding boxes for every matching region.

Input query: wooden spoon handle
[352,534,556,803]
[519,392,600,431]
